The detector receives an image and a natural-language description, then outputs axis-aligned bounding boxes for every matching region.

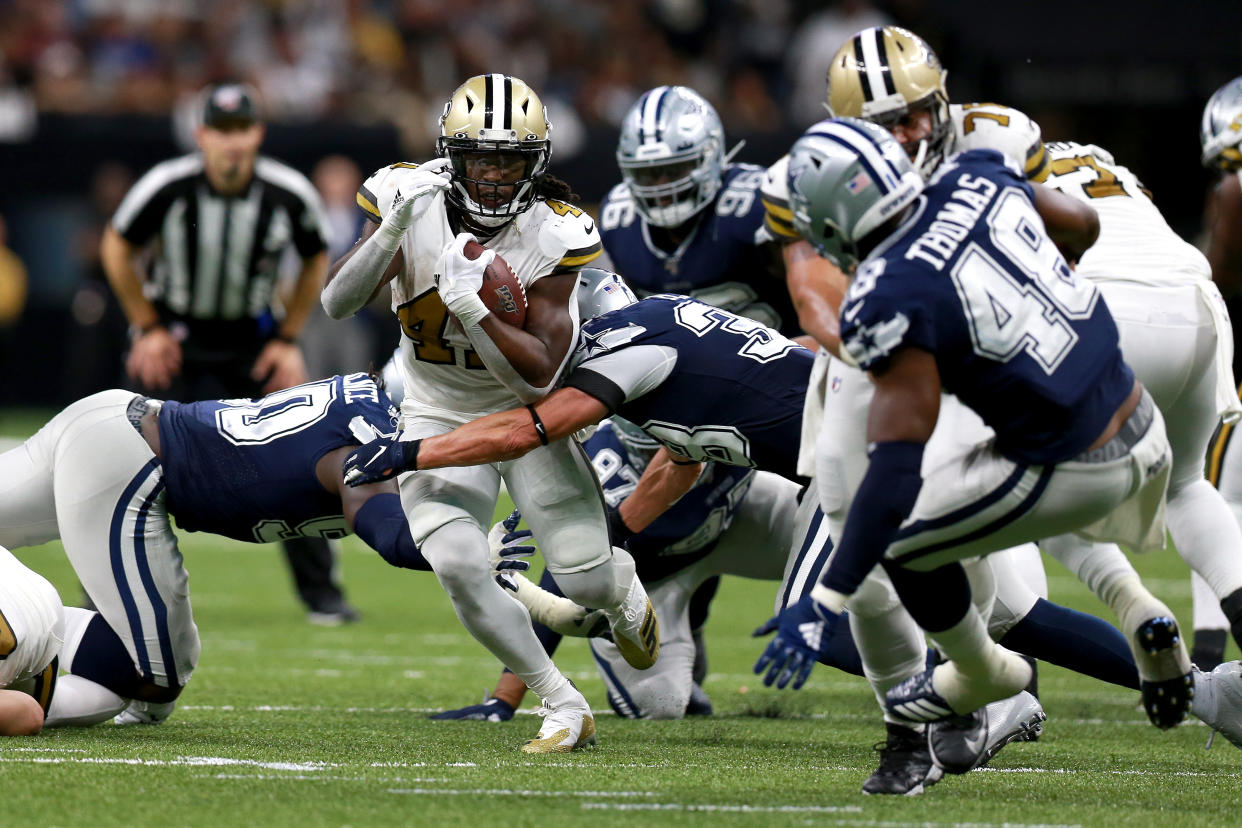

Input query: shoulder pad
[356,159,448,224]
[952,103,1049,182]
[539,200,604,271]
[760,155,799,240]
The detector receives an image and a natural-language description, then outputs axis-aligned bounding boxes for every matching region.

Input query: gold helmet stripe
[855,28,896,103]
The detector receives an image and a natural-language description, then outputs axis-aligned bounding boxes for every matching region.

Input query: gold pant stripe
[1207,384,1242,486]
[33,657,57,715]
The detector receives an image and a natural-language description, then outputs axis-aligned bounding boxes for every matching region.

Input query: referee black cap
[201,83,261,129]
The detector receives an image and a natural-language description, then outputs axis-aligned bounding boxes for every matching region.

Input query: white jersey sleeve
[356,159,452,224]
[759,155,799,241]
[950,103,1050,182]
[1042,140,1210,286]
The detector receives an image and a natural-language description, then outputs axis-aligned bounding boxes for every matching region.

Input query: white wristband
[810,582,849,614]
[448,293,490,329]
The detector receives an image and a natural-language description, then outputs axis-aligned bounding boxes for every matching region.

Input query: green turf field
[0,416,1239,827]
[1,517,1237,827]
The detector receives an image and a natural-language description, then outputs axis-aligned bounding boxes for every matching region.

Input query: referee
[101,83,359,625]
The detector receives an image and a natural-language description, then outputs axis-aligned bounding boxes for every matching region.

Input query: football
[464,240,527,328]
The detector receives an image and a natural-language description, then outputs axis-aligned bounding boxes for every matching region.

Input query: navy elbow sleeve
[353,493,430,571]
[821,440,924,597]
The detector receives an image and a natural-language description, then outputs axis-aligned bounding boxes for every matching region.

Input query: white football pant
[401,410,632,700]
[591,471,801,718]
[0,391,200,689]
[1048,281,1242,630]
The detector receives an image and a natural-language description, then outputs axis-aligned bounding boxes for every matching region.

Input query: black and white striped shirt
[112,153,328,331]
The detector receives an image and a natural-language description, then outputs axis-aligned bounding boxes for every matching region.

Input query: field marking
[388,788,654,798]
[581,802,861,814]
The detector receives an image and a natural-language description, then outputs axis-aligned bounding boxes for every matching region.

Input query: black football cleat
[1134,616,1193,729]
[862,723,944,796]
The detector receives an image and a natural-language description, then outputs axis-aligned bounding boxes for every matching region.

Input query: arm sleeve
[562,345,678,409]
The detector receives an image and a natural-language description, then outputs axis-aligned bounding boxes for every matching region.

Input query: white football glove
[387,160,451,229]
[434,232,496,325]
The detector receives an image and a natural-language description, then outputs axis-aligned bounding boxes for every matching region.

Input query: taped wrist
[820,440,924,597]
[447,293,490,328]
[353,493,430,570]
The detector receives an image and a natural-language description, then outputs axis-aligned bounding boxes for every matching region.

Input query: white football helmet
[786,118,923,270]
[437,74,552,229]
[616,86,725,228]
[1202,76,1242,172]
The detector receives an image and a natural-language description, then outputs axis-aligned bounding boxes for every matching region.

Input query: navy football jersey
[839,149,1133,464]
[565,295,813,480]
[599,164,799,335]
[158,373,399,542]
[586,419,755,583]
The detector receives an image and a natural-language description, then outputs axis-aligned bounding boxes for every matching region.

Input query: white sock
[1168,479,1242,599]
[44,675,128,727]
[1192,571,1229,631]
[929,608,1032,713]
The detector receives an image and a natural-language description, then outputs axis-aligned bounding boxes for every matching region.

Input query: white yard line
[579,803,862,814]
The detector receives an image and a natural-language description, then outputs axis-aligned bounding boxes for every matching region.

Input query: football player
[321,74,658,753]
[345,269,1242,758]
[760,119,1186,778]
[1200,76,1242,669]
[437,419,808,723]
[602,85,801,338]
[759,25,1062,794]
[1040,137,1242,674]
[0,374,450,727]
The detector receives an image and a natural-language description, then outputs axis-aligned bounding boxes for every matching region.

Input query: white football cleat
[1191,660,1242,750]
[974,690,1045,768]
[113,699,176,726]
[522,684,597,754]
[605,574,659,670]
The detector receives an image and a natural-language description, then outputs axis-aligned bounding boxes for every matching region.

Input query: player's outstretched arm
[782,239,848,356]
[607,446,704,546]
[343,388,610,485]
[1030,182,1099,266]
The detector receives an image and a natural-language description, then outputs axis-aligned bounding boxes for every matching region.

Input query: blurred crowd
[0,0,908,151]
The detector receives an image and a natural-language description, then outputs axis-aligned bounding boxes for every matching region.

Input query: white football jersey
[762,102,1048,240]
[0,545,63,690]
[1042,141,1210,286]
[359,162,602,417]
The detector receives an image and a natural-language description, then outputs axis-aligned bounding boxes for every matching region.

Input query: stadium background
[0,0,1240,406]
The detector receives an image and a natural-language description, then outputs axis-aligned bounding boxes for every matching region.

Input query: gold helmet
[826,26,951,176]
[437,74,552,228]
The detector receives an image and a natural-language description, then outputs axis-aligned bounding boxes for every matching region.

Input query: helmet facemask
[616,86,726,228]
[620,148,721,228]
[437,74,552,229]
